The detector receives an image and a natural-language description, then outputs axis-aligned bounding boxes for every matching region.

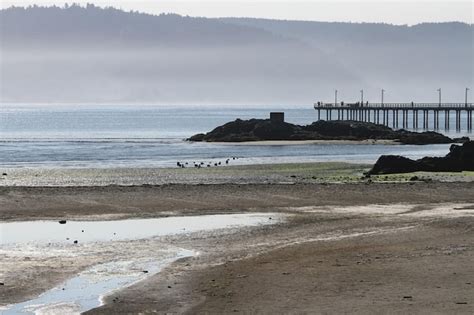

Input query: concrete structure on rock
[270,112,285,123]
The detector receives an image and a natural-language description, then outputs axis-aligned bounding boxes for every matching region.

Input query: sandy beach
[1,162,473,313]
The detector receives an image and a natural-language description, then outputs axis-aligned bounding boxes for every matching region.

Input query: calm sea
[0,105,469,168]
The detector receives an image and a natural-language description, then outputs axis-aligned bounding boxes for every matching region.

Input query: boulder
[369,141,474,174]
[453,136,471,144]
[368,155,419,174]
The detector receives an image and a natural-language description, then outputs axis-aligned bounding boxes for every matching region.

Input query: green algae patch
[369,171,474,183]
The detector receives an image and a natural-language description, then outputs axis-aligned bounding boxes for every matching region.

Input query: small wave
[0,138,187,144]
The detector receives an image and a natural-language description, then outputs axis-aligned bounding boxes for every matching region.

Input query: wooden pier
[313,102,473,132]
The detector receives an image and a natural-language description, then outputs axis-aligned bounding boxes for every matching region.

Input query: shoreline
[0,162,371,187]
[1,161,472,188]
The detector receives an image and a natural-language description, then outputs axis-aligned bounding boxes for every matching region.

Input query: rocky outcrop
[369,141,474,174]
[188,119,315,142]
[368,156,419,174]
[395,130,456,145]
[188,119,454,145]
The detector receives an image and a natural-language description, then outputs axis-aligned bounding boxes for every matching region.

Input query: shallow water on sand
[1,213,281,314]
[4,251,193,315]
[0,213,277,245]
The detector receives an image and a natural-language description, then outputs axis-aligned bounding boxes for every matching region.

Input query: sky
[1,0,472,25]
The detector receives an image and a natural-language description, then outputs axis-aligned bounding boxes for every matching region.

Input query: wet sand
[2,182,474,222]
[87,202,474,314]
[1,164,474,313]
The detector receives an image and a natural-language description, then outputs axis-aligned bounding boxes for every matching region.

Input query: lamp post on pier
[437,88,442,107]
[360,89,364,106]
[466,88,470,107]
[381,89,385,107]
[335,89,338,106]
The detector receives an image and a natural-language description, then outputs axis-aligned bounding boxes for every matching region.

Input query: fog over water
[1,5,472,105]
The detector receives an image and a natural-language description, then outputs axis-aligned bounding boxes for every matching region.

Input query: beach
[1,163,473,313]
[3,6,473,314]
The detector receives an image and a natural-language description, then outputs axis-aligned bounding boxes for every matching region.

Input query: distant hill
[1,5,472,105]
[223,18,473,93]
[1,5,294,48]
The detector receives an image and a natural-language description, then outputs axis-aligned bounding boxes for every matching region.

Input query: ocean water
[0,105,469,168]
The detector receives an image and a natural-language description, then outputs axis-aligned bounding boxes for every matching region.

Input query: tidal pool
[1,213,281,314]
[0,213,278,245]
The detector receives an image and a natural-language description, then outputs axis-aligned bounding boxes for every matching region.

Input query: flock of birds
[176,157,239,168]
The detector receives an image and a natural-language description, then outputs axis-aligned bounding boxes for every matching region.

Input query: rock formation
[369,141,474,174]
[188,119,453,145]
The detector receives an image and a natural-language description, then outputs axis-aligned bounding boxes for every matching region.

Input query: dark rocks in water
[369,141,474,174]
[307,121,451,144]
[188,119,310,142]
[419,141,474,172]
[453,136,471,144]
[73,240,78,244]
[396,130,453,145]
[188,119,453,145]
[304,120,396,140]
[58,220,67,224]
[2,173,7,176]
[188,133,206,141]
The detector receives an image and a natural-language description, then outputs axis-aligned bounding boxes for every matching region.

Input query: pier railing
[314,102,474,110]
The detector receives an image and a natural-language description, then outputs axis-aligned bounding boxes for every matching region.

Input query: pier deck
[314,102,473,132]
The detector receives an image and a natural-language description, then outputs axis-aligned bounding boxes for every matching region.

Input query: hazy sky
[1,0,472,25]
